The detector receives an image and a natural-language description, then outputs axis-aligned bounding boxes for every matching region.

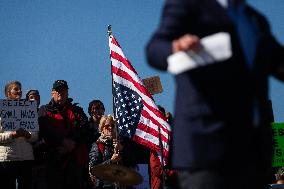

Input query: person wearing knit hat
[52,80,69,90]
[26,89,40,108]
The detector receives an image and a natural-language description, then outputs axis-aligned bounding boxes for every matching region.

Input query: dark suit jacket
[146,0,284,172]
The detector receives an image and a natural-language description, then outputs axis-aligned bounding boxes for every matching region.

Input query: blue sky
[1,0,284,122]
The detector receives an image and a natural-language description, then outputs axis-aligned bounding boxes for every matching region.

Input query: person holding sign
[0,80,38,189]
[38,80,89,189]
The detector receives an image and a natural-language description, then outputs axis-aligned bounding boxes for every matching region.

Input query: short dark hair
[26,90,40,99]
[157,105,166,116]
[4,81,21,97]
[88,100,105,116]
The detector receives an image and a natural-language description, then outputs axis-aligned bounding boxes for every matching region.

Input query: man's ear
[51,90,56,97]
[7,91,11,98]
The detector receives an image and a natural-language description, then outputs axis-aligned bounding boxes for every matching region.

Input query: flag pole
[107,24,112,37]
[108,25,118,141]
[107,25,115,116]
[108,25,121,189]
[158,125,166,189]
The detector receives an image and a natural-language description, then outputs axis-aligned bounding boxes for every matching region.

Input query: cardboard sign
[272,122,284,167]
[142,76,163,95]
[0,99,39,132]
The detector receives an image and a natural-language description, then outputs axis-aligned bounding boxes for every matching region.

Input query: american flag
[109,34,171,163]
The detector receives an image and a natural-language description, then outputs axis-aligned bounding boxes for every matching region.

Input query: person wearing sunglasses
[89,115,123,189]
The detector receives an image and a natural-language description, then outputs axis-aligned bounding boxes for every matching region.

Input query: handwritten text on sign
[272,122,284,167]
[0,99,39,131]
[142,76,163,95]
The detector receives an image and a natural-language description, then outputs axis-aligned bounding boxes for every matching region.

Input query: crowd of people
[1,79,283,189]
[0,79,178,189]
[2,0,284,188]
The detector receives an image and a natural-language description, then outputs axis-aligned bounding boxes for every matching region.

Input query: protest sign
[272,122,284,167]
[0,99,39,132]
[142,76,163,95]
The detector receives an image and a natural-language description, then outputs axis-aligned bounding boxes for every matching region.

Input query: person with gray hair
[0,80,38,189]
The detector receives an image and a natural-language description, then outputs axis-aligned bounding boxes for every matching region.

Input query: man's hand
[90,175,97,184]
[113,139,123,153]
[18,128,31,139]
[172,34,200,53]
[110,153,121,163]
[10,131,18,139]
[10,128,31,139]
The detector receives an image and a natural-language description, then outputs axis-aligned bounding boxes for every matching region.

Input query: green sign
[272,122,284,167]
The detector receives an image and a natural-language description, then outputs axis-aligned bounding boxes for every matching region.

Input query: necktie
[228,0,260,127]
[227,1,259,69]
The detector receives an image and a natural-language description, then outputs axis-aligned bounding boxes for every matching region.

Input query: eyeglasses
[104,124,115,128]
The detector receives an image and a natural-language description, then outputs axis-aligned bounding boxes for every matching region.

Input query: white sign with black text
[0,99,39,131]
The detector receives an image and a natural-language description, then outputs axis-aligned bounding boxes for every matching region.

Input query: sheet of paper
[216,0,228,8]
[167,32,232,75]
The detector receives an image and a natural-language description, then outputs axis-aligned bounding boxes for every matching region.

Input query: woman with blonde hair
[88,115,123,188]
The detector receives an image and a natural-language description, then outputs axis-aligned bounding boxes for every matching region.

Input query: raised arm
[146,0,199,70]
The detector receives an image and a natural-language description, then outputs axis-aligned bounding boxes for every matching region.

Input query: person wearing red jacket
[150,105,179,189]
[38,80,89,189]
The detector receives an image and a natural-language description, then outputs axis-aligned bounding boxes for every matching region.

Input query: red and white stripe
[109,35,171,163]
